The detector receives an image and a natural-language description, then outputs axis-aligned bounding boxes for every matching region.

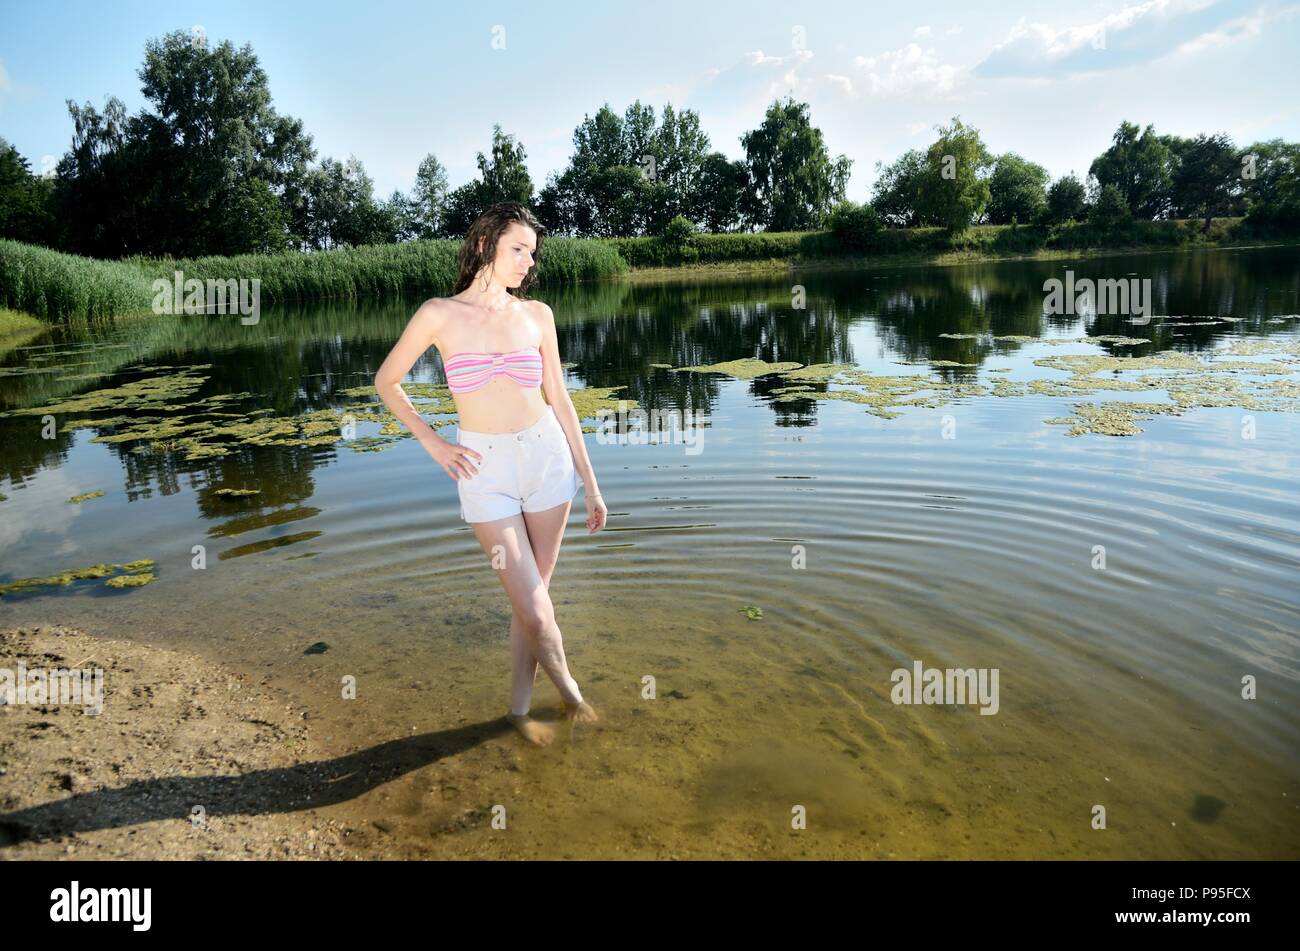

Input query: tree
[1088,121,1173,219]
[299,156,389,249]
[985,152,1049,224]
[916,117,993,232]
[538,101,713,237]
[437,126,534,238]
[476,124,534,206]
[1240,139,1300,230]
[1046,174,1087,223]
[647,103,713,229]
[48,96,145,255]
[741,96,852,232]
[130,30,315,255]
[0,138,55,244]
[1089,182,1133,233]
[869,149,929,227]
[406,154,449,239]
[695,152,750,232]
[827,200,883,250]
[1168,132,1239,229]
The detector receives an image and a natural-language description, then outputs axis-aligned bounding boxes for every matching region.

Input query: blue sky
[2,0,1297,203]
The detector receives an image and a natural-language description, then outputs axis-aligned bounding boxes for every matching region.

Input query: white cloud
[946,25,964,36]
[1176,4,1300,55]
[973,0,1235,78]
[913,25,932,38]
[742,48,818,101]
[852,43,960,97]
[744,49,814,67]
[644,65,723,105]
[824,73,854,96]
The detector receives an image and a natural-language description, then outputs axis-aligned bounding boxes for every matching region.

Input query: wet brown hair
[452,201,545,298]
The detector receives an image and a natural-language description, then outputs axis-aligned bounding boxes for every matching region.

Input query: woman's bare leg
[469,500,594,743]
[520,500,595,721]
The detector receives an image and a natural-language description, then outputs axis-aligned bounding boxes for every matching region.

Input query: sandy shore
[0,624,369,859]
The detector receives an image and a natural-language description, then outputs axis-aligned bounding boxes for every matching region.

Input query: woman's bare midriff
[434,297,549,434]
[450,385,550,434]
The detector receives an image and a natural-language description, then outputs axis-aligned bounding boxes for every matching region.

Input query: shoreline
[616,238,1300,284]
[0,624,364,859]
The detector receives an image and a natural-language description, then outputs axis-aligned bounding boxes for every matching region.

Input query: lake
[2,246,1298,858]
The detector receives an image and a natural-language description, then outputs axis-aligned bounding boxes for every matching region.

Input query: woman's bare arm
[373,300,445,448]
[535,301,601,497]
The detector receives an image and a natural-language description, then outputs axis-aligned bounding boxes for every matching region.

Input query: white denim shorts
[456,404,584,523]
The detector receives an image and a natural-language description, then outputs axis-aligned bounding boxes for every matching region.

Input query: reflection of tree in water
[2,248,1297,502]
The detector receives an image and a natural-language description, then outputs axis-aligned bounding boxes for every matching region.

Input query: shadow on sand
[0,718,514,846]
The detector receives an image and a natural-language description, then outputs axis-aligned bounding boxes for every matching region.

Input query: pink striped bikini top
[443,346,543,394]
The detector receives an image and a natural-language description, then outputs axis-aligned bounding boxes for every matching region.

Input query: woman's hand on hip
[424,434,481,481]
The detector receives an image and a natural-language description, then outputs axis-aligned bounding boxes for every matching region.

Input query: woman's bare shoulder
[415,297,459,351]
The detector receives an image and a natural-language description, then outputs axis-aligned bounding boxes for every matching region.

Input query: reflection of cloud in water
[0,468,84,554]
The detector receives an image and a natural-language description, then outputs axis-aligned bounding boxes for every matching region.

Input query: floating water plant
[0,558,156,597]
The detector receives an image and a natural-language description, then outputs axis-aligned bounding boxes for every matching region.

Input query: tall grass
[128,235,629,305]
[0,239,154,323]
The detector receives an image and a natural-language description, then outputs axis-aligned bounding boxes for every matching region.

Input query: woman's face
[490,223,537,287]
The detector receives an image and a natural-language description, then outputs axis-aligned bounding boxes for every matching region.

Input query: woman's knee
[515,594,556,638]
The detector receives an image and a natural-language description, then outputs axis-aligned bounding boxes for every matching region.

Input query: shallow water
[2,247,1298,858]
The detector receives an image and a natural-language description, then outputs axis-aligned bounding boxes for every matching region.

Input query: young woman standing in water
[374,201,606,746]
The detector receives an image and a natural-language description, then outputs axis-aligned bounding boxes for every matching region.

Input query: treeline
[0,30,846,258]
[1,29,1298,263]
[858,117,1300,237]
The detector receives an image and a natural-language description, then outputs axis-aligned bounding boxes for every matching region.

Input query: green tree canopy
[869,149,929,227]
[1088,121,1173,219]
[916,117,993,232]
[985,152,1049,224]
[1240,139,1300,229]
[1167,132,1240,229]
[1046,174,1087,223]
[741,96,852,232]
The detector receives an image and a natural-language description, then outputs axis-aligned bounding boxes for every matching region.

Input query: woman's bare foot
[561,700,599,723]
[506,712,555,745]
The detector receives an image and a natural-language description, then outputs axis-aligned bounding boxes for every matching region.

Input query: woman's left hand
[585,492,607,534]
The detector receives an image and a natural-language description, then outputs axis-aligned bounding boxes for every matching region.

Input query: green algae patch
[1034,352,1205,376]
[739,604,764,620]
[775,362,856,383]
[68,490,106,504]
[0,558,156,598]
[671,358,804,379]
[1044,401,1186,437]
[0,367,213,420]
[990,379,1029,397]
[768,364,992,418]
[213,487,261,497]
[567,385,639,431]
[104,572,155,588]
[345,435,399,452]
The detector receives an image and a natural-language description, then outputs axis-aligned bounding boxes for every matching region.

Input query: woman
[374,201,607,746]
